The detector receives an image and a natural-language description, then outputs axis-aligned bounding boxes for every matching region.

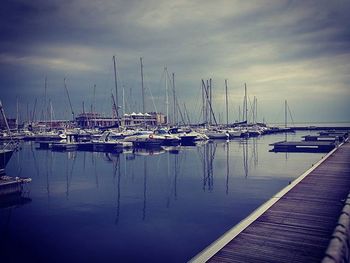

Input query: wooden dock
[302,135,341,142]
[270,140,336,153]
[0,176,32,196]
[190,141,350,263]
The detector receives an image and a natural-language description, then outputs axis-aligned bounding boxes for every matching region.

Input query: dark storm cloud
[0,0,180,52]
[0,0,349,122]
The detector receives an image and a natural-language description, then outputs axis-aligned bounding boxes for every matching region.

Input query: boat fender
[149,134,154,139]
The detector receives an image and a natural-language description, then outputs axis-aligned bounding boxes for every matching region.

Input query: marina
[1,1,350,262]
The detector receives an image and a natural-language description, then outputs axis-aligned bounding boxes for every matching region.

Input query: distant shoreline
[270,121,350,127]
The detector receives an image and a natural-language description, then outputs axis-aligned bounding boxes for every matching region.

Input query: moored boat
[153,128,181,145]
[168,127,198,144]
[0,175,32,196]
[91,131,133,152]
[205,129,229,140]
[123,132,165,148]
[0,142,17,174]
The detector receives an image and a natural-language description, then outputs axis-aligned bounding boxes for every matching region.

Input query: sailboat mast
[93,84,96,127]
[64,78,75,121]
[225,79,228,127]
[26,103,29,124]
[111,93,117,118]
[44,77,47,124]
[255,97,258,123]
[32,98,37,123]
[201,79,218,126]
[184,103,191,124]
[176,97,186,125]
[122,85,125,116]
[16,96,19,131]
[140,57,145,114]
[113,56,119,118]
[165,67,169,125]
[0,101,12,139]
[209,79,212,125]
[244,83,248,123]
[206,80,209,125]
[50,100,53,129]
[285,100,287,128]
[238,105,241,122]
[253,96,256,123]
[202,83,205,124]
[284,99,288,142]
[172,73,176,126]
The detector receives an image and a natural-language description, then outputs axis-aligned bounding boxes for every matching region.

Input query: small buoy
[149,134,154,139]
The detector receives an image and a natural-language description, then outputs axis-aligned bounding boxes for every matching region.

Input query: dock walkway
[191,141,350,263]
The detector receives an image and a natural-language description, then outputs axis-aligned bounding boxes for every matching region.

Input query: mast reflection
[201,142,216,191]
[142,157,147,221]
[242,138,249,178]
[65,151,77,200]
[225,142,230,195]
[113,154,121,224]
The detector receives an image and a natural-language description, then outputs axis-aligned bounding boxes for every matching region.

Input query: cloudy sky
[1,0,349,124]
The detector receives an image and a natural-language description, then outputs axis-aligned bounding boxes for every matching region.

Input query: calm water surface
[1,131,325,262]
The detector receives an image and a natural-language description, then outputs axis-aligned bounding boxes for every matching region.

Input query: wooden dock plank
[202,142,350,263]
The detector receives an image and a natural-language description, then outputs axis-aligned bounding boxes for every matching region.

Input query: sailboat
[205,129,229,140]
[122,131,165,148]
[0,101,31,196]
[0,101,17,174]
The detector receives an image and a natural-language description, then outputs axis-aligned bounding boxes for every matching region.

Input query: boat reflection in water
[0,190,32,209]
[1,132,325,263]
[133,147,166,156]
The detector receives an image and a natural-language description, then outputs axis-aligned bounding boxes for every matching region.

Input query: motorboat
[168,127,198,144]
[122,131,165,148]
[91,131,133,152]
[153,128,181,145]
[204,129,229,140]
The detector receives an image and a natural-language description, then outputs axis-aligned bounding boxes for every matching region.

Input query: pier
[190,141,350,262]
[270,140,337,153]
[0,176,31,196]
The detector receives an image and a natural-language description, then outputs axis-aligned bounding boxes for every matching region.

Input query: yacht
[122,131,165,148]
[91,131,133,152]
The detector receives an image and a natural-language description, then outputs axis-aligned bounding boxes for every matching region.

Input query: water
[271,121,350,128]
[1,131,325,262]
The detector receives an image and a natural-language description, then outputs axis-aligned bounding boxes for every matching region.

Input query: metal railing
[322,192,350,263]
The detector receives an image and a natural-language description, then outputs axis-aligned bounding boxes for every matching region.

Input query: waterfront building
[75,112,166,128]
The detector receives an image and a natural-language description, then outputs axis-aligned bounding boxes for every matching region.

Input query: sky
[0,0,349,124]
